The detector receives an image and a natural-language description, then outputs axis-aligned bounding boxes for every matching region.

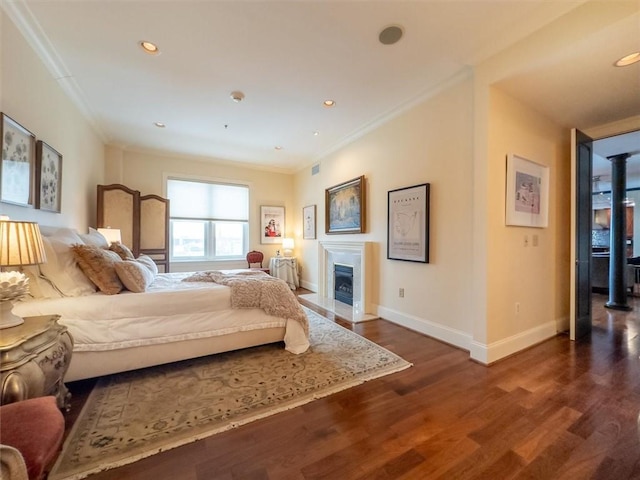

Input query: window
[167,178,249,261]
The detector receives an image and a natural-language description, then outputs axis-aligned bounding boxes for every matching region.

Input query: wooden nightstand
[0,315,73,410]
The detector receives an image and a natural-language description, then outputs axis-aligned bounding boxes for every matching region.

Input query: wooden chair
[246,250,270,274]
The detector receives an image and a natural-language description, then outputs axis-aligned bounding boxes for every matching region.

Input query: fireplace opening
[334,264,354,306]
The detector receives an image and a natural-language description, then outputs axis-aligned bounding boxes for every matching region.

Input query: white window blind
[167,179,248,220]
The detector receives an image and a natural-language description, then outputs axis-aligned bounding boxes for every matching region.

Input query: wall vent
[311,163,320,176]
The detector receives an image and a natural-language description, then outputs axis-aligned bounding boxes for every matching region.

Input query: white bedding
[13,272,309,354]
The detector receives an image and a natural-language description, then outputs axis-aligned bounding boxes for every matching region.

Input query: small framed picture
[505,154,549,228]
[36,140,63,213]
[303,205,316,239]
[261,205,285,244]
[325,175,365,234]
[1,113,36,207]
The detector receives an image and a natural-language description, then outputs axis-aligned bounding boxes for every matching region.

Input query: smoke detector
[230,91,245,103]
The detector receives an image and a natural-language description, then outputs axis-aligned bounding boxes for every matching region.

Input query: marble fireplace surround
[300,240,377,323]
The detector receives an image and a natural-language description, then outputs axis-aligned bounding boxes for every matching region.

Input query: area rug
[49,307,411,480]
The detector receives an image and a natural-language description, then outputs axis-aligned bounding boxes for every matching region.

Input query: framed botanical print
[303,205,316,239]
[36,140,63,212]
[1,113,36,207]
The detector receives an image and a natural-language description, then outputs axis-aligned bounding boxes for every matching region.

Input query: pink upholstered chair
[246,250,270,274]
[0,396,65,480]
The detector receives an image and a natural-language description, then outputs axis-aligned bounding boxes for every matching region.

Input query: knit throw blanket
[182,271,309,336]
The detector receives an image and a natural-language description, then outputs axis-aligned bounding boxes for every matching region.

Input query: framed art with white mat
[387,183,430,263]
[505,154,549,228]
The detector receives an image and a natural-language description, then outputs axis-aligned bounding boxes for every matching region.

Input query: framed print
[505,154,549,228]
[325,175,365,234]
[303,204,316,239]
[387,183,430,263]
[1,113,36,207]
[36,140,63,212]
[261,205,285,244]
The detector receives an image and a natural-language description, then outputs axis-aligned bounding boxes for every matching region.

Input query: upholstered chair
[0,396,65,480]
[246,250,270,274]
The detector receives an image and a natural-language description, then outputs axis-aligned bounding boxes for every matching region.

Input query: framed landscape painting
[36,140,63,212]
[505,154,549,228]
[387,183,430,263]
[325,175,365,234]
[1,113,36,207]
[261,205,285,244]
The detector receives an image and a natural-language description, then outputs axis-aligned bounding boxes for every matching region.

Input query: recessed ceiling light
[379,25,404,45]
[615,52,640,67]
[230,91,245,103]
[154,122,166,128]
[140,41,160,55]
[323,100,335,107]
[275,146,283,150]
[313,131,319,136]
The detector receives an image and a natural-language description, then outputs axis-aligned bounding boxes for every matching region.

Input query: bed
[12,227,309,382]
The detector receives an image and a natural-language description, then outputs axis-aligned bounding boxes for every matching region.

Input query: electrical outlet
[399,288,405,298]
[515,302,520,314]
[533,234,539,247]
[524,235,529,247]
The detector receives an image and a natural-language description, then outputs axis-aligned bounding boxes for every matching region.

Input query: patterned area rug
[50,307,411,480]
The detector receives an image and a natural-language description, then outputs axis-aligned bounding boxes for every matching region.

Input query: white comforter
[13,272,309,354]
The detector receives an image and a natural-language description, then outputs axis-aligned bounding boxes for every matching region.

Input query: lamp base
[0,301,24,329]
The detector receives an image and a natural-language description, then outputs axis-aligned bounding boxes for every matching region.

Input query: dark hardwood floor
[60,291,640,479]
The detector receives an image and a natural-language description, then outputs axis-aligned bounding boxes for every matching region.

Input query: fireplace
[334,264,353,306]
[298,240,377,323]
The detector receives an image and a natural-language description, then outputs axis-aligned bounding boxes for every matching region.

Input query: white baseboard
[376,305,472,352]
[469,320,558,365]
[377,305,560,365]
[300,280,317,292]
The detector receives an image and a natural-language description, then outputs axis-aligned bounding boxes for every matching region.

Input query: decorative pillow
[39,230,96,297]
[109,242,135,260]
[136,254,159,277]
[71,245,123,295]
[115,261,155,293]
[21,265,63,299]
[79,227,109,248]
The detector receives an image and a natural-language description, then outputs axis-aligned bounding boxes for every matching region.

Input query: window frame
[166,176,250,262]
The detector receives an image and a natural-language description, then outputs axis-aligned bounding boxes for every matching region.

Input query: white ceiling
[2,1,639,173]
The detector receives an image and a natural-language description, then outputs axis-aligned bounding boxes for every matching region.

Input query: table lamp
[282,238,295,257]
[0,219,47,329]
[97,227,122,245]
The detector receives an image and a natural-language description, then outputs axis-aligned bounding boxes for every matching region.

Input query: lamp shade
[282,238,295,250]
[97,228,122,244]
[0,220,47,267]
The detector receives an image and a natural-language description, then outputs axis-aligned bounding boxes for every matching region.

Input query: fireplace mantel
[301,240,377,322]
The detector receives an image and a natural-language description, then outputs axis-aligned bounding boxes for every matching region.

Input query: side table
[0,315,73,410]
[269,256,300,290]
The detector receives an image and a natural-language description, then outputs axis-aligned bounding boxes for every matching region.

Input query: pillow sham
[109,241,135,260]
[39,231,96,297]
[136,254,159,277]
[115,260,155,293]
[21,265,64,299]
[79,227,109,248]
[71,245,123,295]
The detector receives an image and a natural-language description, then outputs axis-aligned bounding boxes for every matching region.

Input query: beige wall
[0,11,104,230]
[485,87,569,346]
[109,148,295,271]
[295,77,476,347]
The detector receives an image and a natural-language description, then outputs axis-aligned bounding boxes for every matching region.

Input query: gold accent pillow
[71,245,123,295]
[109,241,135,260]
[115,260,155,293]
